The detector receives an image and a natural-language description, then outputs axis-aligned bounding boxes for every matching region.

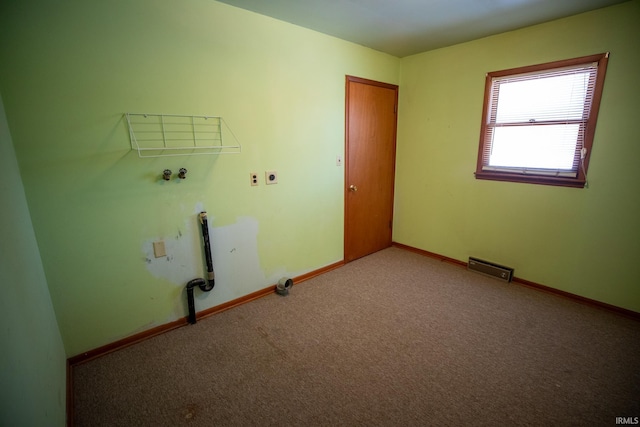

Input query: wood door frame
[344,75,399,262]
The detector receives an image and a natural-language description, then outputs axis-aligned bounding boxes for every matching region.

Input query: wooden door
[344,76,398,262]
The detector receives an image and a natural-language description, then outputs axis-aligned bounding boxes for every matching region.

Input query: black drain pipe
[186,278,206,325]
[186,212,215,324]
[199,211,215,292]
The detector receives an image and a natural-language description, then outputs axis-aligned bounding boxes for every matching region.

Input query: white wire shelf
[125,113,242,158]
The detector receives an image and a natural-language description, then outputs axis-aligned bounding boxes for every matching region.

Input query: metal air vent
[468,257,513,282]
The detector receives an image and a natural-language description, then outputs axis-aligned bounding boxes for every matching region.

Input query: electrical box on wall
[265,171,278,184]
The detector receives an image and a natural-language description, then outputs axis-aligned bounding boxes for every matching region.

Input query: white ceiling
[216,0,628,57]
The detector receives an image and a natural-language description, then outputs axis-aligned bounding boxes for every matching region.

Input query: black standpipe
[186,278,206,324]
[186,212,215,324]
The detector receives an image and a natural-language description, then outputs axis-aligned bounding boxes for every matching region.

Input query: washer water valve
[161,168,188,181]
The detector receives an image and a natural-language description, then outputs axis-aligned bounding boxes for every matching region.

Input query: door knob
[349,184,358,192]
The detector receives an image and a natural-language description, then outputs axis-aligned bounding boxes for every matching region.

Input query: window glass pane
[490,124,579,169]
[495,72,590,124]
[477,53,608,187]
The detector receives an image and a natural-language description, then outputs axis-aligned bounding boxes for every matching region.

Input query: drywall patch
[209,216,265,298]
[143,222,201,286]
[143,214,266,299]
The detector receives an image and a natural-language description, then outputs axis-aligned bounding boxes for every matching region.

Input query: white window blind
[481,63,598,177]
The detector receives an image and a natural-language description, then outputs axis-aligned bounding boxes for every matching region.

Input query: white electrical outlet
[250,172,258,186]
[265,171,278,184]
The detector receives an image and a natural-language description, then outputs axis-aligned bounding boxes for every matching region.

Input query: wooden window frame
[475,53,609,188]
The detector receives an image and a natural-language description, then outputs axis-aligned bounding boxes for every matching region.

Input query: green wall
[394,0,640,312]
[0,0,399,357]
[0,93,67,426]
[2,0,638,367]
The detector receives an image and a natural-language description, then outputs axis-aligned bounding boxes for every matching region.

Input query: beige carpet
[72,247,640,426]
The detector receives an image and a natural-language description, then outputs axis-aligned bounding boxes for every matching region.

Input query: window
[475,53,609,188]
